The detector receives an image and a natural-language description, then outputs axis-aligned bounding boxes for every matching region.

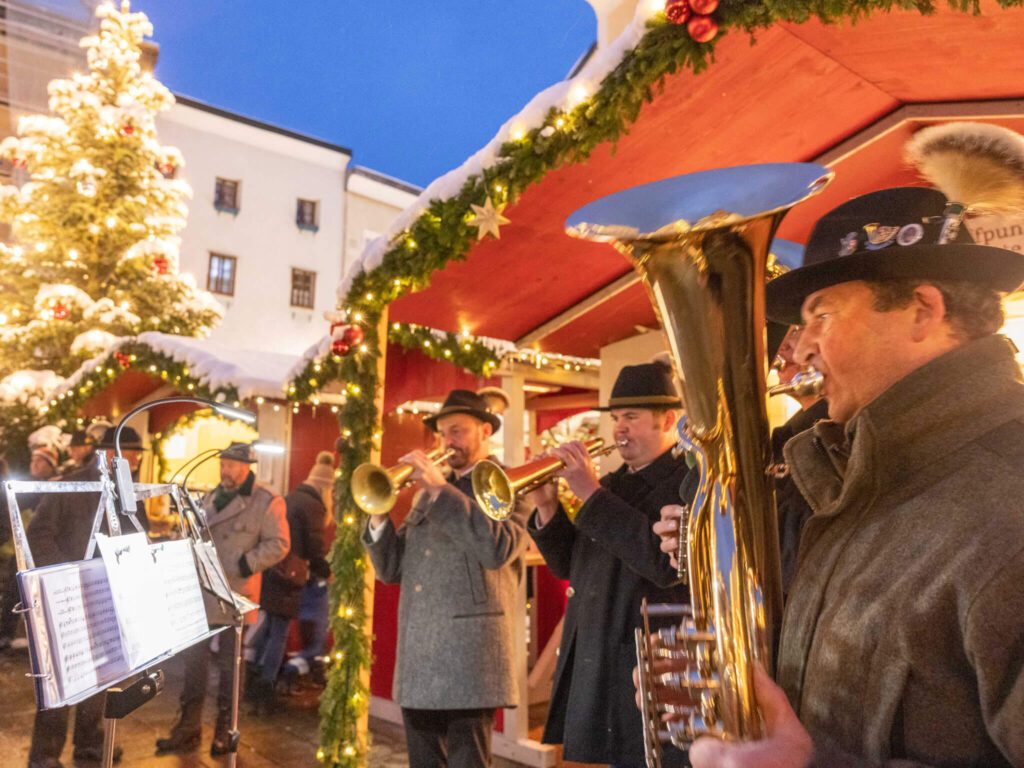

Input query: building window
[207,253,237,295]
[291,268,316,309]
[214,177,240,213]
[296,199,319,231]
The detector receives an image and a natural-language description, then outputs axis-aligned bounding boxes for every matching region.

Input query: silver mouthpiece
[768,367,823,398]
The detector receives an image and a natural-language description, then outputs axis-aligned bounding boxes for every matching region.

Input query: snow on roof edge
[336,2,657,302]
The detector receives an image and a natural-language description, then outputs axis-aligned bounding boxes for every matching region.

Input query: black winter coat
[529,449,695,766]
[259,483,329,617]
[771,399,828,599]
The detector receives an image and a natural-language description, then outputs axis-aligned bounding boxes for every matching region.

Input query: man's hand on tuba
[655,504,686,569]
[688,666,813,768]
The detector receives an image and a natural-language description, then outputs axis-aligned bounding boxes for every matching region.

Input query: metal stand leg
[102,717,117,768]
[227,620,244,768]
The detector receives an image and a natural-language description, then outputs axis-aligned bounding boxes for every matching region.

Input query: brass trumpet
[767,367,824,398]
[472,438,622,521]
[351,447,455,515]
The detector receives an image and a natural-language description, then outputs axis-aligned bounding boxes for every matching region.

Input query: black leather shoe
[72,745,123,763]
[155,728,201,753]
[27,759,64,768]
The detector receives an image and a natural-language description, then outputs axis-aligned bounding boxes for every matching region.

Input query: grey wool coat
[778,334,1024,767]
[362,468,529,710]
[202,478,289,612]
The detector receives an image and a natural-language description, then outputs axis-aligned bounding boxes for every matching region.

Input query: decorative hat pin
[905,121,1024,244]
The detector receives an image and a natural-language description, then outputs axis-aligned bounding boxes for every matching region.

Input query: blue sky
[143,1,596,188]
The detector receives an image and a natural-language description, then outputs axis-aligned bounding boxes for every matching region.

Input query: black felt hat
[69,429,95,448]
[598,362,682,411]
[219,442,257,463]
[423,389,502,433]
[765,187,1024,325]
[96,426,146,451]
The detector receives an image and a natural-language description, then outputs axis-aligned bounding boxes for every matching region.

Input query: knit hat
[31,446,59,470]
[305,451,335,494]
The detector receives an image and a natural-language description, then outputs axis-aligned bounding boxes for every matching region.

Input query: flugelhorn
[568,163,831,758]
[472,438,620,521]
[351,447,454,515]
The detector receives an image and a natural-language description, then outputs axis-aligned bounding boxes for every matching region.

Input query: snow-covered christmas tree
[0,0,221,387]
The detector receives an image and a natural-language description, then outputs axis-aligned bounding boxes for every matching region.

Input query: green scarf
[212,470,255,512]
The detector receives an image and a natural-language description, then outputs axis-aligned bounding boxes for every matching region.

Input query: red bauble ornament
[689,0,718,14]
[52,302,69,320]
[153,256,169,275]
[664,0,690,24]
[114,352,130,369]
[687,14,718,42]
[12,157,26,169]
[331,339,351,357]
[159,162,175,176]
[342,324,365,348]
[121,123,134,136]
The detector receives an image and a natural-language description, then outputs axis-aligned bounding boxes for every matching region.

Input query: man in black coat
[249,451,333,712]
[528,361,694,768]
[25,427,146,768]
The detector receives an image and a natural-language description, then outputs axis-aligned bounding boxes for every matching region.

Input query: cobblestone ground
[0,646,410,768]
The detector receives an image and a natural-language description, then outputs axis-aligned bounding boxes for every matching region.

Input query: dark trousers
[28,692,105,761]
[178,631,239,726]
[401,707,495,768]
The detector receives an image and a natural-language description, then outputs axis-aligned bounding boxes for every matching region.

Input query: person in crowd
[362,389,528,768]
[248,450,333,713]
[59,429,97,475]
[24,426,147,767]
[652,187,1024,768]
[156,442,288,757]
[528,361,694,768]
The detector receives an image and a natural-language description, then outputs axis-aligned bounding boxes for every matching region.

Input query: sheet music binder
[4,453,254,711]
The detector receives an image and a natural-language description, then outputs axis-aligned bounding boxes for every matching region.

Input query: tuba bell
[567,163,831,759]
[351,446,455,515]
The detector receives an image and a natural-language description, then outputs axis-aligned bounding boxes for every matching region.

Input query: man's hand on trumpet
[399,448,449,500]
[655,504,686,570]
[550,441,602,505]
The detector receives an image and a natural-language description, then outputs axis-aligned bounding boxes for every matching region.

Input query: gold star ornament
[467,196,510,240]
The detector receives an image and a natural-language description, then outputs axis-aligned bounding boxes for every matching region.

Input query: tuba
[566,164,831,759]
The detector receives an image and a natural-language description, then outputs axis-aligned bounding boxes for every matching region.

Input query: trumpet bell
[472,460,515,521]
[351,463,403,515]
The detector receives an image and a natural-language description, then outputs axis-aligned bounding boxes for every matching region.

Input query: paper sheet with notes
[37,558,128,702]
[20,536,211,708]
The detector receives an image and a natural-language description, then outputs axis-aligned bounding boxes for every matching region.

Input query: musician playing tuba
[361,388,529,768]
[528,361,696,768]
[658,181,1024,768]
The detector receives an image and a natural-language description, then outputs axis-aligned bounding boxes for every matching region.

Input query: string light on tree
[0,0,221,389]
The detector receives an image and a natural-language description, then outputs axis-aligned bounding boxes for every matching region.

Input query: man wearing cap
[59,429,97,475]
[529,360,694,768]
[674,186,1024,768]
[157,441,288,756]
[362,389,528,768]
[24,426,147,767]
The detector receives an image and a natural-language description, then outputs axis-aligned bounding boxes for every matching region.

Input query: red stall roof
[385,1,1024,358]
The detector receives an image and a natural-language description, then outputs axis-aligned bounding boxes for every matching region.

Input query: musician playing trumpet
[361,388,529,768]
[528,361,696,768]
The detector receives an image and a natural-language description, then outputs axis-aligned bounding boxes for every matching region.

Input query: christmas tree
[0,0,222,387]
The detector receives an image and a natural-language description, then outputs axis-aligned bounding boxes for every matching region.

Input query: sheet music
[95,532,173,669]
[38,559,128,701]
[150,540,208,647]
